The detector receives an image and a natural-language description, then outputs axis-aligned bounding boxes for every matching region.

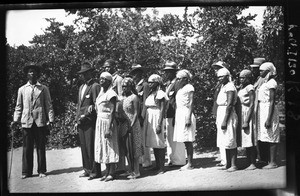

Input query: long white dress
[257,79,280,143]
[144,90,167,149]
[173,84,196,143]
[238,84,256,147]
[94,88,119,164]
[216,82,238,149]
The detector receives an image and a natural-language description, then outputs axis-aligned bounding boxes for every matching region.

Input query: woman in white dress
[144,74,167,174]
[257,62,280,169]
[94,72,119,182]
[238,69,256,170]
[216,68,238,172]
[173,69,196,171]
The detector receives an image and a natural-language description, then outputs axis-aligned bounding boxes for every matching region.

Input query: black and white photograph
[2,1,298,194]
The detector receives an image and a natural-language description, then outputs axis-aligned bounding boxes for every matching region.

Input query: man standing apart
[11,62,54,179]
[75,61,101,180]
[161,61,186,166]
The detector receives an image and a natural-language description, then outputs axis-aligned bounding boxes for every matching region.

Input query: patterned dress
[94,88,119,164]
[122,94,143,159]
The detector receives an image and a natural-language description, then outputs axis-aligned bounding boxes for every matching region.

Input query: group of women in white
[214,59,280,172]
[92,57,280,181]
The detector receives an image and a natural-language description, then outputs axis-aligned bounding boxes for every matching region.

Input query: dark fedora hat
[129,64,145,74]
[23,62,42,74]
[162,61,178,71]
[77,61,95,74]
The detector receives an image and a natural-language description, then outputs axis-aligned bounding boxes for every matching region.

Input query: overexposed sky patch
[6,6,266,47]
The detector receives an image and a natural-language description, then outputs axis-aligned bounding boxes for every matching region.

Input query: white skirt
[173,107,196,142]
[216,106,238,149]
[144,107,166,148]
[257,102,280,143]
[240,104,256,147]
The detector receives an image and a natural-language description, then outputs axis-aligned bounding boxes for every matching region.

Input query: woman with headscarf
[238,69,257,170]
[257,62,280,169]
[144,74,167,175]
[216,68,238,172]
[118,77,143,179]
[94,72,119,182]
[173,69,196,171]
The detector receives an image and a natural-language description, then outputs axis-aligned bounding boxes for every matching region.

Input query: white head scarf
[148,74,162,84]
[259,62,276,76]
[176,69,193,80]
[217,68,230,77]
[239,69,252,78]
[100,71,113,82]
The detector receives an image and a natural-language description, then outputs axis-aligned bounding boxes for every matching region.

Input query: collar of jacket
[25,81,42,87]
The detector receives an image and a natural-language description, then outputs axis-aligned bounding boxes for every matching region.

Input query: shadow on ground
[47,167,82,176]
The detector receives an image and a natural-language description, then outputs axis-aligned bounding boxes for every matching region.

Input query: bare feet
[179,164,194,171]
[245,164,257,171]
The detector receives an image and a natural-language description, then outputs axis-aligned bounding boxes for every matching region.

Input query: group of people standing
[10,56,280,181]
[212,58,280,172]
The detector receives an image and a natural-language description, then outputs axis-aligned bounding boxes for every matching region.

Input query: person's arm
[221,91,234,130]
[105,96,117,138]
[11,87,23,129]
[242,90,254,129]
[156,98,166,134]
[44,86,54,124]
[185,91,194,127]
[131,95,139,128]
[265,88,275,129]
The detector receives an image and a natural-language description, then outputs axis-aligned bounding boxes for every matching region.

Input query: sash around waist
[97,112,111,119]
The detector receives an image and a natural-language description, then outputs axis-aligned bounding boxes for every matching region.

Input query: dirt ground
[6,144,288,194]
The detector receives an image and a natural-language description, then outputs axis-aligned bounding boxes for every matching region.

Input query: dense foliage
[6,6,285,150]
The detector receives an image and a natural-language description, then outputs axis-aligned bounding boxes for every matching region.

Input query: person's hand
[185,117,191,127]
[265,120,271,129]
[87,105,94,114]
[221,121,227,130]
[156,124,162,134]
[10,121,19,130]
[242,122,249,130]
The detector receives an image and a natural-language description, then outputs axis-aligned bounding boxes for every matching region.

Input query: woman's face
[99,77,111,88]
[239,76,247,86]
[148,81,159,90]
[122,83,131,94]
[218,75,228,84]
[260,69,269,78]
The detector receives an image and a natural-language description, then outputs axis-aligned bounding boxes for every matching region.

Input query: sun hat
[212,61,226,70]
[217,68,231,77]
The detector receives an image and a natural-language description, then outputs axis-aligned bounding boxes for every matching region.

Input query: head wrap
[259,62,276,76]
[239,69,252,78]
[217,68,230,77]
[176,69,193,80]
[100,71,113,82]
[122,77,135,87]
[148,74,163,83]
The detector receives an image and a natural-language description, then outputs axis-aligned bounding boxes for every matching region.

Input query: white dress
[94,88,119,164]
[173,84,196,143]
[144,90,167,149]
[257,79,280,143]
[238,84,256,147]
[216,82,238,149]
